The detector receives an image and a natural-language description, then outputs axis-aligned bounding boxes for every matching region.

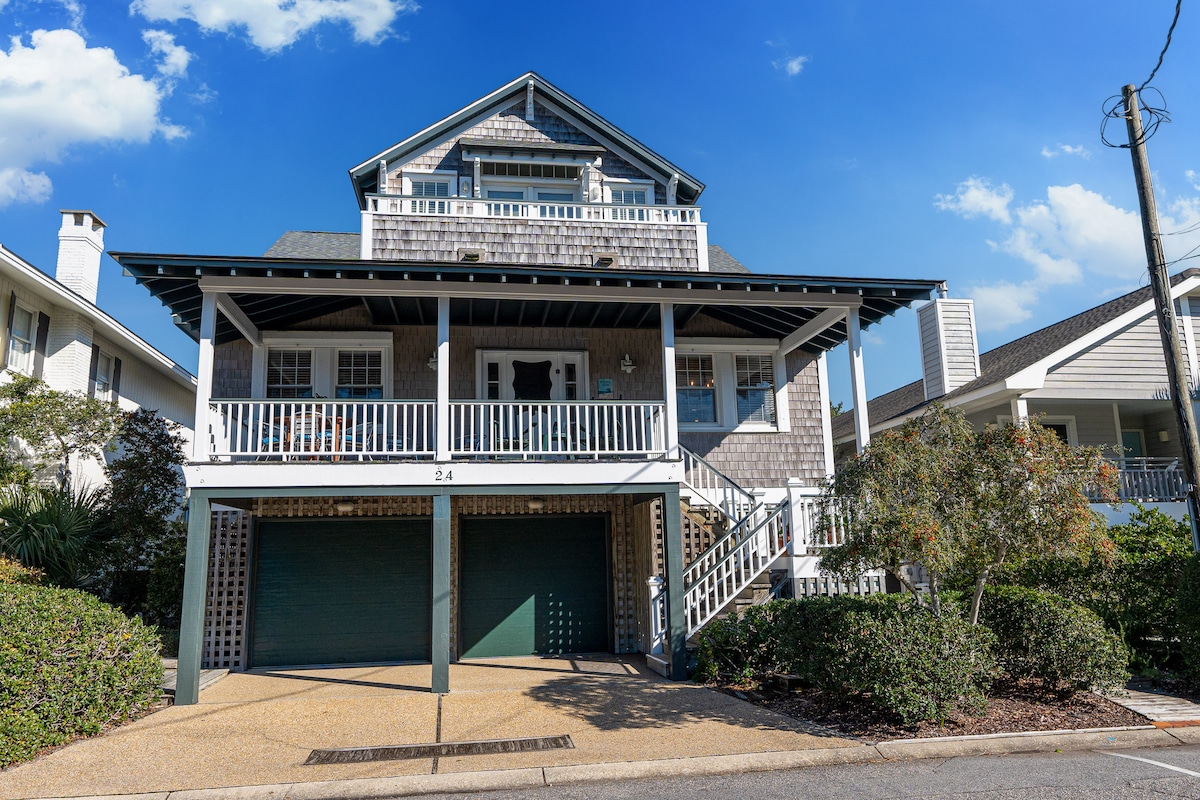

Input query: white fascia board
[0,245,196,388]
[199,276,865,309]
[1005,275,1200,390]
[847,382,1018,442]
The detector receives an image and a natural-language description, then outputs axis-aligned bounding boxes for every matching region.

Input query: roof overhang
[110,252,941,352]
[347,72,705,209]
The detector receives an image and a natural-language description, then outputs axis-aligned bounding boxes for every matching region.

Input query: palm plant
[0,483,109,587]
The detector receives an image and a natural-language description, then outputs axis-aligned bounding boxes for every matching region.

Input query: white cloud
[963,281,1035,332]
[130,0,418,51]
[1040,143,1090,159]
[934,177,1013,224]
[1187,169,1200,193]
[0,29,181,207]
[772,55,808,77]
[190,81,217,104]
[142,28,191,78]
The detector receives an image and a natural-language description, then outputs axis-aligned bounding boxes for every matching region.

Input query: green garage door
[460,515,608,658]
[250,518,431,668]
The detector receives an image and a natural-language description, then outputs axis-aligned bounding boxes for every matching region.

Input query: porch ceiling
[110,253,941,351]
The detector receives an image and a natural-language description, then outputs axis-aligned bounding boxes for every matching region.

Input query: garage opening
[459,515,610,658]
[249,517,432,668]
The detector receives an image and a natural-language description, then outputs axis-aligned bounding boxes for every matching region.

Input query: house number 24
[434,468,453,482]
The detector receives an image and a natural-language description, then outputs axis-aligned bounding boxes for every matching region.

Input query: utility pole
[1122,83,1200,552]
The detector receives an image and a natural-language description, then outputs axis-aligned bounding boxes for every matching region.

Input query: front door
[480,350,587,401]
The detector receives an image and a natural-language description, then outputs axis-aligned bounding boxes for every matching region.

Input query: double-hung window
[336,350,384,399]
[266,350,313,398]
[94,351,114,400]
[735,355,777,425]
[676,355,716,424]
[676,346,786,431]
[7,304,34,375]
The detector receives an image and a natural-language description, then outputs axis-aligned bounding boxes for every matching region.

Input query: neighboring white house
[833,272,1200,522]
[0,210,197,487]
[112,73,943,703]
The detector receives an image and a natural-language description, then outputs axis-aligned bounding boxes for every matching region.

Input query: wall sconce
[1158,430,1171,443]
[620,354,636,373]
[335,501,355,513]
[428,353,438,371]
[527,498,545,511]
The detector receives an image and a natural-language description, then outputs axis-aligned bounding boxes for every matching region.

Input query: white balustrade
[208,400,435,460]
[790,492,850,551]
[366,194,702,225]
[680,447,756,526]
[449,401,666,458]
[647,576,666,655]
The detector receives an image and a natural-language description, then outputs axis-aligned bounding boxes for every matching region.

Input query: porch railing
[791,491,851,551]
[366,194,702,225]
[449,400,666,459]
[1088,457,1190,502]
[208,400,435,460]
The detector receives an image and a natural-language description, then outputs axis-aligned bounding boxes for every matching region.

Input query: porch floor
[0,657,855,799]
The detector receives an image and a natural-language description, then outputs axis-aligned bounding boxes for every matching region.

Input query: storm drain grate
[304,734,574,765]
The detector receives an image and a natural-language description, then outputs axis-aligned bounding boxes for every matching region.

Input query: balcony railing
[206,399,667,462]
[449,401,667,459]
[1093,457,1190,502]
[366,194,701,225]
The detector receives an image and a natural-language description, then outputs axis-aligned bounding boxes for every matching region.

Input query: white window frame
[7,300,36,376]
[475,349,590,402]
[676,339,790,433]
[93,349,115,401]
[996,414,1078,445]
[603,177,656,205]
[253,332,394,400]
[401,169,459,197]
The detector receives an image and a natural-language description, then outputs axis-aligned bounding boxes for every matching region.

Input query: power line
[1140,0,1183,91]
[1100,1,1182,148]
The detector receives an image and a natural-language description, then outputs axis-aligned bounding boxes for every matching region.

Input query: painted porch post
[435,296,450,462]
[847,307,870,453]
[192,292,217,462]
[175,491,211,706]
[817,351,835,476]
[431,493,451,694]
[662,483,688,680]
[1010,396,1029,423]
[660,302,679,459]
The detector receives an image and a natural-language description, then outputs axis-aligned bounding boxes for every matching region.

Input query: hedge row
[0,580,163,767]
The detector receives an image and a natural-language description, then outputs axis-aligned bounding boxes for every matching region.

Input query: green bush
[0,582,163,767]
[696,596,997,724]
[980,585,1129,694]
[0,555,43,585]
[1177,554,1200,686]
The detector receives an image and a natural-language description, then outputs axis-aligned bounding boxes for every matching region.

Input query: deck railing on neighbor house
[366,194,702,225]
[206,399,666,461]
[1092,457,1190,502]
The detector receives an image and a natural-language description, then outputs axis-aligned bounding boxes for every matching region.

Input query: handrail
[684,503,769,587]
[365,193,702,225]
[679,446,756,526]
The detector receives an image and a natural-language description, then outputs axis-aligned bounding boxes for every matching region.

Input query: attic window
[411,180,450,197]
[481,163,580,179]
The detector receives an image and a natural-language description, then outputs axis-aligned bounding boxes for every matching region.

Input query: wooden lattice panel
[202,508,250,670]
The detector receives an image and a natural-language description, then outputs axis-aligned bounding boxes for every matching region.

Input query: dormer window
[611,187,648,205]
[411,179,450,197]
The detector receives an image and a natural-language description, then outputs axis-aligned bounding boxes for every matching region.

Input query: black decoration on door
[512,360,553,400]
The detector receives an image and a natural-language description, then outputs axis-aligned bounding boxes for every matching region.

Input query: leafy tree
[818,404,1118,624]
[829,400,845,418]
[0,375,120,489]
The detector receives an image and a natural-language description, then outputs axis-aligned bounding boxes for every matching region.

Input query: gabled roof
[264,230,752,275]
[832,268,1200,442]
[0,243,195,388]
[348,72,705,209]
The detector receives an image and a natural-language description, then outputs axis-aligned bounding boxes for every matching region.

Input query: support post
[1121,83,1200,552]
[1010,395,1029,423]
[192,293,216,462]
[847,308,870,453]
[817,352,835,476]
[661,483,688,680]
[175,492,211,706]
[431,494,451,694]
[660,302,679,459]
[435,296,451,462]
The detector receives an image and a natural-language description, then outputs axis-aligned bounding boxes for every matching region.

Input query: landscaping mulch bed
[728,679,1148,743]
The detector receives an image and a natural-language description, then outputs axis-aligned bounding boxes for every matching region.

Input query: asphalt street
[416,743,1200,799]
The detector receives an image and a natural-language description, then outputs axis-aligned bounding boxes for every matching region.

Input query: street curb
[26,726,1192,800]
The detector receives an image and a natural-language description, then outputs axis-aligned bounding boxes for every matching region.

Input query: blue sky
[1,1,1198,407]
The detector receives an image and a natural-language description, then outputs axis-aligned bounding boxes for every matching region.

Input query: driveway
[0,656,854,799]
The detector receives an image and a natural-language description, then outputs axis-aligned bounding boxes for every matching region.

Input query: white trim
[932,301,949,398]
[475,349,590,401]
[997,413,1078,445]
[779,308,845,356]
[6,299,36,376]
[848,307,870,452]
[817,352,834,476]
[1181,295,1198,386]
[602,177,655,205]
[661,302,679,459]
[673,341,789,433]
[258,332,394,400]
[261,331,392,348]
[400,169,459,197]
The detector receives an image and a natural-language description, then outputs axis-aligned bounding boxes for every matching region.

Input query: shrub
[696,596,997,724]
[1178,554,1200,686]
[980,585,1128,694]
[0,555,43,585]
[0,582,163,767]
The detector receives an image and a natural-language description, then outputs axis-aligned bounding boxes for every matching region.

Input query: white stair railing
[679,446,756,528]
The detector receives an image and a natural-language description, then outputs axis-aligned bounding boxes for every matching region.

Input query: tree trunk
[968,545,1007,625]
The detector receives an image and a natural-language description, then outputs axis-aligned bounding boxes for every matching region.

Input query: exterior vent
[457,247,485,263]
[917,298,980,401]
[592,251,617,268]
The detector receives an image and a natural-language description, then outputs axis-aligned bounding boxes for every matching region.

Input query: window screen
[411,180,449,197]
[266,350,313,398]
[735,355,776,424]
[336,350,384,399]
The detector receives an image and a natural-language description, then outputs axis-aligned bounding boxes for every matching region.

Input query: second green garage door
[250,518,431,668]
[460,515,609,658]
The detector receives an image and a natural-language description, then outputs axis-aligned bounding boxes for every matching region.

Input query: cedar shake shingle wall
[213,339,252,398]
[678,313,758,338]
[371,217,699,271]
[679,351,826,487]
[394,101,665,203]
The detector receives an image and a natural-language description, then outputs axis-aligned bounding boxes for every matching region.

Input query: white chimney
[56,210,105,304]
[918,297,980,401]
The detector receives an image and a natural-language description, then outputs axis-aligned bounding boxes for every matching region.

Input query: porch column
[662,483,688,680]
[175,491,211,706]
[1112,403,1124,449]
[192,292,217,461]
[435,296,450,461]
[661,302,679,459]
[1010,395,1029,424]
[847,307,870,453]
[431,493,451,694]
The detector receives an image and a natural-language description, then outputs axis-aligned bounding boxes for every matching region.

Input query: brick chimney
[56,210,105,303]
[917,296,980,401]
